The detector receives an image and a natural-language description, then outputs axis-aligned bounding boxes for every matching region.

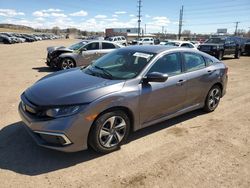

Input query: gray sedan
[58,40,122,70]
[18,46,228,153]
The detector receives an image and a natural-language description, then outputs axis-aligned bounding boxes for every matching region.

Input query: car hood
[24,68,125,106]
[47,46,72,53]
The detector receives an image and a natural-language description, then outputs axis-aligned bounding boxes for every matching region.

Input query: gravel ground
[0,39,250,188]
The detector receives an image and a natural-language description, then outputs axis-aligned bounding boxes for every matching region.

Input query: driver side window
[148,53,182,76]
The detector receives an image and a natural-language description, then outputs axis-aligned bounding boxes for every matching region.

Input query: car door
[182,52,212,107]
[100,42,118,57]
[140,52,188,126]
[224,38,234,55]
[78,42,100,66]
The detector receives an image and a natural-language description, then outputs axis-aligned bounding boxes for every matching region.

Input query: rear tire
[88,110,130,153]
[203,85,222,112]
[235,49,241,59]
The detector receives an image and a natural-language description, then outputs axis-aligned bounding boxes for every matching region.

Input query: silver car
[19,46,228,153]
[58,40,122,70]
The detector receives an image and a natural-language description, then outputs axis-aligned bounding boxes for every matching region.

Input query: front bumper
[18,103,93,152]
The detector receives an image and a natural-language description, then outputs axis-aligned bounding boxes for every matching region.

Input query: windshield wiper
[93,65,114,79]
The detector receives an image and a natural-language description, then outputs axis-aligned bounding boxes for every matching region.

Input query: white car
[138,37,154,45]
[160,40,197,49]
[108,36,127,46]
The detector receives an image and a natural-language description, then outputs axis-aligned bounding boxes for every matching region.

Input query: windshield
[164,42,180,47]
[83,49,156,80]
[205,38,225,44]
[69,41,87,50]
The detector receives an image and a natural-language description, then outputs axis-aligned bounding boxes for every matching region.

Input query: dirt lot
[0,39,250,188]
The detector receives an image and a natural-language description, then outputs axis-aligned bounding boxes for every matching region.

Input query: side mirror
[143,72,168,83]
[81,48,87,52]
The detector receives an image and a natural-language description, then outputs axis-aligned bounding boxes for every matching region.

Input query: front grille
[200,46,211,51]
[21,95,52,120]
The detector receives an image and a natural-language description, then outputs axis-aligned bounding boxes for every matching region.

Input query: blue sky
[0,0,249,34]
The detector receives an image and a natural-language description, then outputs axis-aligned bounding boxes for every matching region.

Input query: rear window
[183,52,206,72]
[204,56,215,66]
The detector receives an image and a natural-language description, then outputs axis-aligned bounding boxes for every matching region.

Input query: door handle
[176,79,186,86]
[207,70,215,75]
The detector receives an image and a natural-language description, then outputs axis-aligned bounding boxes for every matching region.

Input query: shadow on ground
[0,110,205,176]
[32,66,55,73]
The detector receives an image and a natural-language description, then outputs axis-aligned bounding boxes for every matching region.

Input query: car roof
[120,45,176,54]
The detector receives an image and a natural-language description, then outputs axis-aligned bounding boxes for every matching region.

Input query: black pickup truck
[198,36,242,60]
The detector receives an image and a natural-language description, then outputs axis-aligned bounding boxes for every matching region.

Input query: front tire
[59,58,76,70]
[217,51,223,60]
[203,85,222,112]
[88,111,130,153]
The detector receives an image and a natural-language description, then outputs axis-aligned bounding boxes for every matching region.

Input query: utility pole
[178,5,184,40]
[162,26,164,34]
[234,21,240,36]
[145,24,146,34]
[137,0,142,38]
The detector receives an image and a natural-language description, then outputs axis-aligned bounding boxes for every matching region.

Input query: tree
[52,26,60,35]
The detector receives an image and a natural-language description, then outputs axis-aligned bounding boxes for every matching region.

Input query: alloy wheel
[99,116,127,148]
[61,59,75,69]
[208,88,220,110]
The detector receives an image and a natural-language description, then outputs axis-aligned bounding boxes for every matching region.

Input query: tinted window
[85,42,99,50]
[148,53,182,76]
[183,53,206,72]
[102,42,116,49]
[181,43,193,48]
[204,56,215,66]
[144,39,149,41]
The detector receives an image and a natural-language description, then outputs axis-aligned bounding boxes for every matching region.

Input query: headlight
[46,105,81,118]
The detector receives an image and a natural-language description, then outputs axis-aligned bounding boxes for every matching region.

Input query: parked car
[57,41,122,70]
[19,46,228,153]
[137,37,154,45]
[244,39,250,55]
[160,40,197,49]
[107,36,127,46]
[198,36,242,60]
[0,33,19,43]
[46,40,88,67]
[0,34,13,44]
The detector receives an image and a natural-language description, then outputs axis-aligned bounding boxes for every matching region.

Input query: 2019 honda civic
[18,46,228,153]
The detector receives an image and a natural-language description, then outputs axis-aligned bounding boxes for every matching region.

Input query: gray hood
[24,68,125,106]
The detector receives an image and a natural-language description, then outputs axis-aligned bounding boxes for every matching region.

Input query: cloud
[95,15,107,19]
[151,16,170,26]
[114,11,127,14]
[33,11,50,17]
[33,9,67,18]
[0,9,25,17]
[112,14,118,17]
[145,14,151,18]
[42,9,62,13]
[51,13,67,17]
[129,14,135,17]
[69,10,88,17]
